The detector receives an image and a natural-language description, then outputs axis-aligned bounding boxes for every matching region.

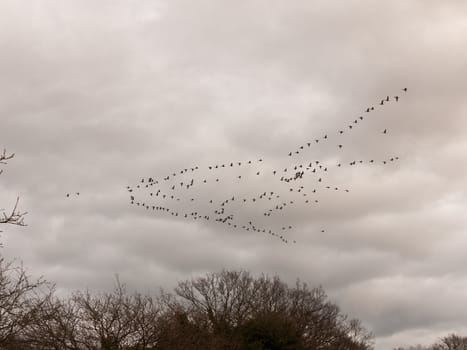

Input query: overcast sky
[1,1,467,349]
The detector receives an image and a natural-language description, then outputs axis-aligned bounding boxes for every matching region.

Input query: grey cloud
[1,1,467,349]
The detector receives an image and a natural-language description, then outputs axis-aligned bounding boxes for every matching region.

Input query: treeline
[0,259,373,350]
[395,334,467,350]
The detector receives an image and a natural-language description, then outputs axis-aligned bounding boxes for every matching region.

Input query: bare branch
[0,197,28,228]
[0,149,15,165]
[1,149,27,235]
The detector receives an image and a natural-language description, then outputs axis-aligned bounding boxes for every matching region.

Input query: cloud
[1,1,467,349]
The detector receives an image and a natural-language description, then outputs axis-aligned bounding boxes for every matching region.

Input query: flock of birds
[68,88,408,244]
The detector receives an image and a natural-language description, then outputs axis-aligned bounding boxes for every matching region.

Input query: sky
[1,1,467,349]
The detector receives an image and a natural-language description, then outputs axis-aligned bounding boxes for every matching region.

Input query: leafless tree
[432,334,467,350]
[0,258,52,349]
[174,269,373,350]
[25,278,165,350]
[395,334,467,350]
[1,267,374,349]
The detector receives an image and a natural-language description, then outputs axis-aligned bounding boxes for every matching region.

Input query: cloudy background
[1,1,467,348]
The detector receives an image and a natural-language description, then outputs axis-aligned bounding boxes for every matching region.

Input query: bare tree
[174,269,373,350]
[395,334,467,350]
[0,258,52,348]
[0,268,374,349]
[432,334,467,350]
[21,296,82,350]
[33,278,166,350]
[0,149,27,231]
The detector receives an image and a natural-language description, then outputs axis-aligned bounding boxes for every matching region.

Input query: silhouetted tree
[1,269,374,349]
[0,258,52,349]
[24,278,166,350]
[432,334,467,350]
[173,269,373,350]
[395,334,467,350]
[237,311,305,350]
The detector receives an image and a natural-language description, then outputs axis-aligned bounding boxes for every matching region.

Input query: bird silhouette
[127,87,408,245]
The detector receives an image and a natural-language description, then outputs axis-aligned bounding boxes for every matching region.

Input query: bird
[128,86,408,245]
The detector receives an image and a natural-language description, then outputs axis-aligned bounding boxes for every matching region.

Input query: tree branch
[1,149,27,234]
[0,149,15,175]
[0,197,27,227]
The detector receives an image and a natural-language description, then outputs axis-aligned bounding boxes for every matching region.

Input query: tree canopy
[0,268,373,350]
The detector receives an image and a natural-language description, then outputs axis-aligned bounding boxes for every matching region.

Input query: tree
[173,269,373,350]
[432,334,467,350]
[237,311,305,350]
[23,278,165,350]
[0,149,27,232]
[0,268,373,349]
[0,258,52,349]
[395,334,467,350]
